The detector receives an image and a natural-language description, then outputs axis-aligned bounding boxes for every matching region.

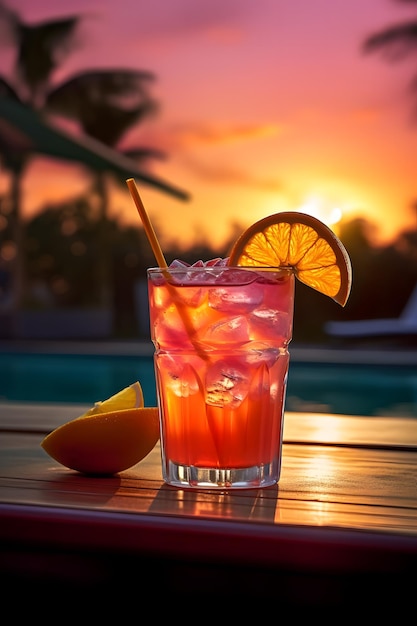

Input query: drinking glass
[147,265,294,489]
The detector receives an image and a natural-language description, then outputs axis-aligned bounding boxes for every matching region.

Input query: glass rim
[147,266,295,286]
[147,265,293,273]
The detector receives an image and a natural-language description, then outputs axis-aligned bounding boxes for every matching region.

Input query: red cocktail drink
[148,261,294,489]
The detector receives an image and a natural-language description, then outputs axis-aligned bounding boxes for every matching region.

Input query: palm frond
[363,22,417,60]
[123,147,167,162]
[47,69,156,101]
[46,70,159,146]
[0,77,21,101]
[17,17,83,99]
[74,103,158,146]
[0,1,20,47]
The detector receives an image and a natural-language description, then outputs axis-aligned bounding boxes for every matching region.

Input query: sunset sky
[2,0,417,250]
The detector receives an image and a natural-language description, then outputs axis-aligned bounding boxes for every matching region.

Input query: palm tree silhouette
[363,0,417,117]
[0,2,188,323]
[46,69,167,232]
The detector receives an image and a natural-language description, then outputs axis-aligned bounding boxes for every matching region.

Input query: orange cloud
[171,121,284,148]
[350,107,381,123]
[179,153,282,191]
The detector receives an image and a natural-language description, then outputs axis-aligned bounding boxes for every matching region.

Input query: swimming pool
[1,347,416,417]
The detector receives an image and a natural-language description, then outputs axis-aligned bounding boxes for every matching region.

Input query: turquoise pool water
[1,350,416,417]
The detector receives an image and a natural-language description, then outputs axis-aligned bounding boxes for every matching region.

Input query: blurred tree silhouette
[293,214,417,343]
[0,2,188,332]
[346,0,417,345]
[23,196,154,335]
[25,199,104,308]
[340,215,417,319]
[21,194,227,336]
[9,199,416,340]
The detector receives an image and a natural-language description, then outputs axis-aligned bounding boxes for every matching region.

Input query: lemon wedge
[40,382,160,475]
[82,381,145,417]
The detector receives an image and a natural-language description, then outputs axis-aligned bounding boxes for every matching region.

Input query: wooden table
[1,402,417,615]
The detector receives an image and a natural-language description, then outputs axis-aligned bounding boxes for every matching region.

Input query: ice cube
[213,268,258,285]
[209,282,263,313]
[202,315,250,345]
[164,261,193,285]
[154,306,195,348]
[205,360,249,408]
[159,356,201,397]
[168,260,216,285]
[167,261,255,286]
[169,266,224,285]
[249,308,292,341]
[243,342,281,367]
[169,259,191,268]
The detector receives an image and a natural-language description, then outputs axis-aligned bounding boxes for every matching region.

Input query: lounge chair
[325,283,417,338]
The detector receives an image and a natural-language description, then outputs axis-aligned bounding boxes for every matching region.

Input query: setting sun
[296,197,344,228]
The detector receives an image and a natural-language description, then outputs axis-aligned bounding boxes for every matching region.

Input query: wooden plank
[0,402,89,433]
[1,432,417,535]
[284,412,417,448]
[2,352,417,613]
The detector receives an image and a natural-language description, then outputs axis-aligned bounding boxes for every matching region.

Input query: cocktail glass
[147,263,294,489]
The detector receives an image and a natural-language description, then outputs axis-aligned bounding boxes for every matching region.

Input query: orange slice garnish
[228,211,352,306]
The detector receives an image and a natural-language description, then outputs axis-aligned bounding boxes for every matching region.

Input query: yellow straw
[126,178,209,362]
[127,180,218,457]
[126,178,168,269]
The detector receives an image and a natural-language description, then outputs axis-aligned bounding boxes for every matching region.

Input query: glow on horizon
[296,198,344,227]
[2,0,417,251]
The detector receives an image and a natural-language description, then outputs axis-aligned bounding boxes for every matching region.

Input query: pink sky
[2,0,417,249]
